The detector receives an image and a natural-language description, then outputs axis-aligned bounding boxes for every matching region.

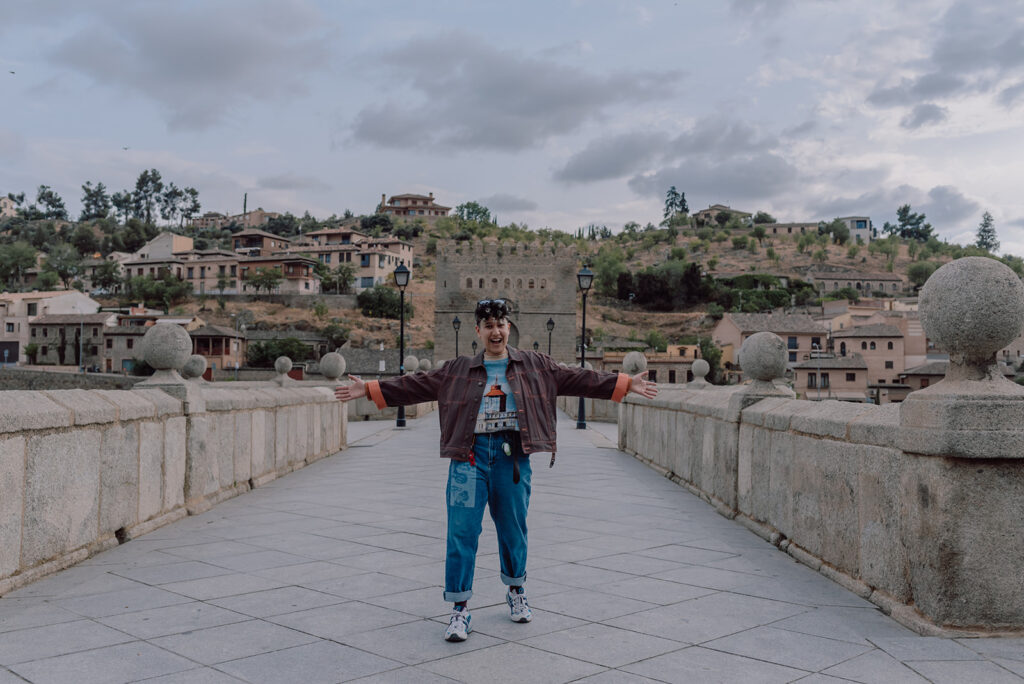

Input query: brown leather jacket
[365,347,630,461]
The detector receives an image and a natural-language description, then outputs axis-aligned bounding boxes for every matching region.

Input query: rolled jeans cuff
[500,571,526,587]
[444,588,473,603]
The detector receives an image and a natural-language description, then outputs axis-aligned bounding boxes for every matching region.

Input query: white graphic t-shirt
[475,358,519,433]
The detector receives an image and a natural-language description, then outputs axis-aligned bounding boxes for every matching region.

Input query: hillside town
[2,187,1021,404]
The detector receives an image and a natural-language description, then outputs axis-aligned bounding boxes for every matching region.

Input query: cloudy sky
[3,0,1024,253]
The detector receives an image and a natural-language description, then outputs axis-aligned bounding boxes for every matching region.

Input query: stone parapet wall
[618,387,1024,634]
[556,395,620,423]
[0,368,142,390]
[0,383,346,596]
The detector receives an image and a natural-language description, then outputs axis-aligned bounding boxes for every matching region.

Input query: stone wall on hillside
[434,240,580,364]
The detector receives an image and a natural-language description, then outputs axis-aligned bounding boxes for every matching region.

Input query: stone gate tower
[434,240,580,364]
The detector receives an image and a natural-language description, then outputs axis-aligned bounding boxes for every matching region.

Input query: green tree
[79,181,111,221]
[246,338,313,367]
[23,342,39,364]
[698,338,723,384]
[454,201,492,223]
[92,260,123,293]
[71,224,100,256]
[751,225,767,245]
[752,211,776,224]
[593,244,626,297]
[180,187,201,227]
[662,186,688,222]
[246,267,283,294]
[732,236,749,250]
[36,270,60,289]
[908,261,939,289]
[35,185,68,220]
[357,285,413,319]
[126,274,191,312]
[0,241,37,287]
[883,204,933,241]
[159,183,184,225]
[812,249,828,263]
[44,243,82,288]
[975,210,999,252]
[321,322,348,350]
[216,273,231,294]
[133,169,164,225]
[312,301,329,321]
[847,244,860,259]
[111,191,133,224]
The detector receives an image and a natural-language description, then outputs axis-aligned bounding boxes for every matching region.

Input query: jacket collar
[469,346,522,368]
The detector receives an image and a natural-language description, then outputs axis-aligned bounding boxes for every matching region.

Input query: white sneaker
[507,587,532,623]
[444,606,471,641]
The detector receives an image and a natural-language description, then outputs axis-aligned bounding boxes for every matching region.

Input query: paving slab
[0,411,1021,682]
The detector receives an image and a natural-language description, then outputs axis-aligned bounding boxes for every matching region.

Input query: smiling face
[475,317,510,357]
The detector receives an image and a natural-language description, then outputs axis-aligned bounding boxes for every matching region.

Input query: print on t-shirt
[475,362,519,433]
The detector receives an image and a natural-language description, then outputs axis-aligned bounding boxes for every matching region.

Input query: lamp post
[394,263,410,427]
[533,341,539,352]
[546,317,554,356]
[812,342,821,400]
[472,340,478,355]
[576,266,594,429]
[452,316,461,357]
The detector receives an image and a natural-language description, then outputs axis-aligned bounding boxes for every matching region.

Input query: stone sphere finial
[920,257,1024,369]
[740,332,787,382]
[404,355,418,372]
[419,358,432,371]
[274,356,292,375]
[141,323,192,371]
[181,354,207,380]
[692,358,710,381]
[319,352,346,381]
[622,351,648,375]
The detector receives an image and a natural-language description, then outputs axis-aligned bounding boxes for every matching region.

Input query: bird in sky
[122,146,129,151]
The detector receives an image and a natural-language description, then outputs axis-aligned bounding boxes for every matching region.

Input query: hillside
[153,224,960,353]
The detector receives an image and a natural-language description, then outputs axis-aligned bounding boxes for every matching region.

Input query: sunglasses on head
[476,299,506,307]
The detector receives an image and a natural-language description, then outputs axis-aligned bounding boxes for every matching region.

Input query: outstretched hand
[334,375,366,402]
[629,370,658,399]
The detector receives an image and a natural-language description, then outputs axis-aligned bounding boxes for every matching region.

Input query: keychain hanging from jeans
[503,440,521,484]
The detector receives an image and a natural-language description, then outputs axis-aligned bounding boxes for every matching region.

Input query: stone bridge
[1,257,1023,682]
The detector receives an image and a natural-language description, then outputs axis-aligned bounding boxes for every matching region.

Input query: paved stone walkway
[2,413,1024,683]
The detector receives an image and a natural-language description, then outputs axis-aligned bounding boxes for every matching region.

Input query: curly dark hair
[474,298,510,324]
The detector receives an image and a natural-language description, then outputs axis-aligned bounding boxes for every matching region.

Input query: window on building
[808,372,817,388]
[921,378,929,388]
[478,278,484,288]
[517,279,523,288]
[92,327,98,337]
[870,341,876,350]
[885,360,894,369]
[106,339,112,349]
[821,373,830,388]
[187,267,194,278]
[840,342,846,356]
[90,345,98,355]
[43,328,47,337]
[811,336,821,348]
[325,254,331,264]
[230,265,237,276]
[788,351,797,362]
[887,341,893,350]
[466,278,472,288]
[127,339,134,349]
[4,323,12,333]
[846,372,856,382]
[41,346,47,356]
[219,265,226,275]
[27,303,37,316]
[361,255,371,267]
[668,370,676,383]
[360,277,374,288]
[504,278,510,289]
[540,279,546,289]
[787,336,798,349]
[31,328,36,337]
[647,370,657,382]
[861,341,867,350]
[528,279,535,289]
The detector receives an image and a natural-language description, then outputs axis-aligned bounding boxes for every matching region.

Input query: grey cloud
[349,32,679,152]
[0,129,27,161]
[48,1,331,130]
[1008,217,1024,228]
[867,73,966,108]
[921,185,980,226]
[257,174,331,192]
[477,194,538,212]
[668,117,777,156]
[782,120,817,138]
[627,152,799,202]
[998,80,1024,107]
[900,103,948,129]
[553,132,668,184]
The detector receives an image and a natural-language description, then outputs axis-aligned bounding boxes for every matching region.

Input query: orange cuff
[366,380,387,409]
[611,372,631,403]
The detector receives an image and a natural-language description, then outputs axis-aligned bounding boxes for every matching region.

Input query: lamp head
[393,263,410,289]
[577,266,594,292]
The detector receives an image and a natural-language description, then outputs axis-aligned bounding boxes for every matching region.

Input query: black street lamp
[472,340,478,355]
[533,341,539,352]
[546,317,555,356]
[394,263,410,428]
[452,316,461,357]
[576,266,594,429]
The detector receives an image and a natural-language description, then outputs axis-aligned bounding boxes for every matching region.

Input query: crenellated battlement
[437,239,579,265]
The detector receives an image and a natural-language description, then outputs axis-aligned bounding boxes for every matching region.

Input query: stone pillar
[133,324,210,513]
[687,359,710,389]
[273,356,293,387]
[729,332,795,413]
[898,257,1024,629]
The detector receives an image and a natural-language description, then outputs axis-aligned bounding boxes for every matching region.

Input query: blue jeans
[444,432,532,603]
